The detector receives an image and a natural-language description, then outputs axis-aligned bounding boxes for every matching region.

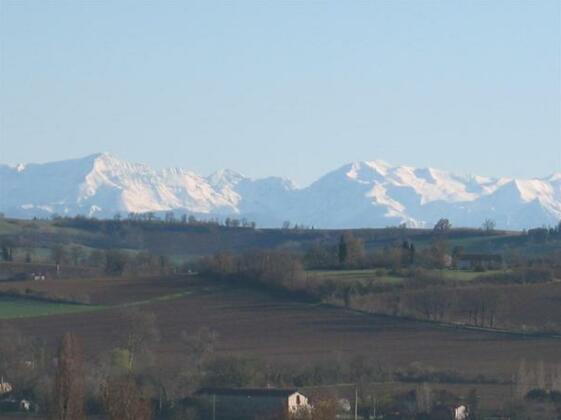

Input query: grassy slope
[0,291,196,320]
[1,217,548,262]
[307,268,502,284]
[0,274,198,319]
[6,277,561,383]
[0,297,102,319]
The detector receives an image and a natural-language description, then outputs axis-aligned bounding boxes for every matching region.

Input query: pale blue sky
[1,1,560,185]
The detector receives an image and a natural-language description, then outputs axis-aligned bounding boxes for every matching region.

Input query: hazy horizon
[2,151,561,188]
[1,1,560,185]
[2,4,561,414]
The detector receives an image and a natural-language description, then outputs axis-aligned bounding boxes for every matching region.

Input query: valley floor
[2,275,560,383]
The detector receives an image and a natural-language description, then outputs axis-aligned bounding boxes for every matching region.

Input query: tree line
[1,316,526,420]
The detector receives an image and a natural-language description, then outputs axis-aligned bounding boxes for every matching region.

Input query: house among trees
[196,387,311,419]
[455,254,503,270]
[0,377,12,395]
[30,272,46,281]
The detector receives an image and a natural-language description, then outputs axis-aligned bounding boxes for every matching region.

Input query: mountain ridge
[1,153,559,229]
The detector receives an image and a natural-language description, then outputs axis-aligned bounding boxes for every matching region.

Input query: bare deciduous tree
[0,324,47,397]
[433,218,451,233]
[181,327,218,369]
[416,382,432,414]
[120,308,160,371]
[428,238,450,269]
[51,245,67,266]
[459,289,500,327]
[102,374,151,420]
[482,218,496,232]
[410,289,452,321]
[338,232,364,268]
[50,333,86,420]
[69,245,84,266]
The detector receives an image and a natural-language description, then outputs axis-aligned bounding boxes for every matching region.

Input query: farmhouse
[455,254,503,270]
[454,404,469,420]
[196,387,311,419]
[30,272,46,281]
[0,377,12,395]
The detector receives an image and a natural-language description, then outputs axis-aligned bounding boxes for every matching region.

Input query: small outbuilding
[30,272,46,281]
[0,377,12,395]
[454,404,469,420]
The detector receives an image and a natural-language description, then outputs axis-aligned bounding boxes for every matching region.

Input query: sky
[0,1,560,186]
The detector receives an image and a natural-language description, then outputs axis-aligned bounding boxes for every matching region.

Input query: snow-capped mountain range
[1,153,560,229]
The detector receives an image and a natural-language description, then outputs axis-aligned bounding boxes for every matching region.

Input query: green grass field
[0,297,103,319]
[306,268,502,284]
[307,269,402,284]
[0,290,194,320]
[434,269,503,281]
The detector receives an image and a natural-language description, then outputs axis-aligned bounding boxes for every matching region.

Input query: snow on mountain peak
[344,160,391,183]
[207,169,246,188]
[90,152,148,174]
[547,172,561,182]
[1,154,560,229]
[364,160,392,174]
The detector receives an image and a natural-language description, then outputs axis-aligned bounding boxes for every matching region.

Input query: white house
[287,391,311,414]
[0,377,12,395]
[20,399,32,412]
[454,404,469,420]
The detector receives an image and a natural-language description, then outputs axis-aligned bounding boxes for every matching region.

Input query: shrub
[474,264,486,273]
[202,356,263,388]
[525,388,549,401]
[549,390,561,403]
[475,268,553,285]
[394,362,498,384]
[403,269,447,289]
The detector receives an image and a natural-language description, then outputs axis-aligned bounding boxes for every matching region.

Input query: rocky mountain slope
[1,153,559,229]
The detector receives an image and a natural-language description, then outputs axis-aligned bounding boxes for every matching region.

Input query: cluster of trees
[406,287,501,327]
[91,249,174,277]
[198,250,306,295]
[201,240,561,332]
[477,267,556,285]
[0,308,217,420]
[46,245,174,277]
[0,316,406,419]
[200,252,451,328]
[433,218,452,233]
[51,213,257,230]
[197,230,561,332]
[515,360,561,401]
[0,238,41,264]
[308,270,505,328]
[2,316,558,420]
[0,239,15,262]
[304,232,450,272]
[281,221,315,231]
[304,226,561,275]
[47,244,174,277]
[526,221,561,243]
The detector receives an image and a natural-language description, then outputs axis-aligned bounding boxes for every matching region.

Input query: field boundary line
[317,302,561,340]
